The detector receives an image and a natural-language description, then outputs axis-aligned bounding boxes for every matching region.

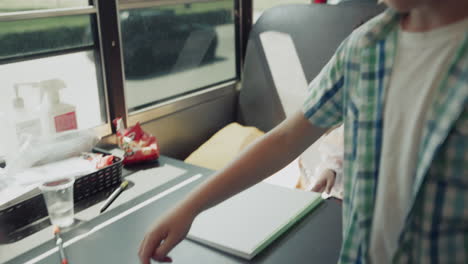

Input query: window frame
[116,0,246,127]
[0,3,112,136]
[0,0,252,137]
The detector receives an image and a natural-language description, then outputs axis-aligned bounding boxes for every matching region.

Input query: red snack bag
[97,155,115,169]
[113,118,160,165]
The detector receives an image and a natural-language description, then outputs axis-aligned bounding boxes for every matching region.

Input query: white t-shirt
[369,17,468,263]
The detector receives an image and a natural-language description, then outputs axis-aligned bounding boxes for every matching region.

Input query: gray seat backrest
[237,2,385,132]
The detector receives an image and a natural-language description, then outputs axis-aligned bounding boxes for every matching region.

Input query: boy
[139,0,468,263]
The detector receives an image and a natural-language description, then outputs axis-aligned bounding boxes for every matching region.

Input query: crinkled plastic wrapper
[113,118,160,165]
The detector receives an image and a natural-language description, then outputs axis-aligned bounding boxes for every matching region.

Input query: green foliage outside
[0,15,89,35]
[0,15,91,59]
[0,0,87,12]
[0,0,233,60]
[0,0,232,35]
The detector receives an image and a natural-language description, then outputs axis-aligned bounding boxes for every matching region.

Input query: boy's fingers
[139,230,166,264]
[311,179,325,192]
[325,171,336,194]
[155,234,180,261]
[138,236,150,264]
[162,256,173,263]
[152,253,173,263]
[325,178,333,194]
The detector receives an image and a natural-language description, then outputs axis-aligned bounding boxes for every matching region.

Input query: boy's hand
[311,169,336,194]
[138,208,196,263]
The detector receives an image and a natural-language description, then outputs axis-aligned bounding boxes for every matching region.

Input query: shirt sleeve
[302,41,347,128]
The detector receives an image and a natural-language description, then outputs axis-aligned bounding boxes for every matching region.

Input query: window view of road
[121,2,236,112]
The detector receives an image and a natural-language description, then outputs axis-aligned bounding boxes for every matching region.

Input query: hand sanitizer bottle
[1,83,41,164]
[11,83,42,137]
[39,79,78,135]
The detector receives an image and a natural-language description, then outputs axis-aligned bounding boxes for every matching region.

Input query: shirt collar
[361,8,402,47]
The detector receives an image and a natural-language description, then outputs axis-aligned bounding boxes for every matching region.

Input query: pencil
[53,226,68,264]
[100,180,129,213]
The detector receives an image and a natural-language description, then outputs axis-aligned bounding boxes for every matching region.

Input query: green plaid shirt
[303,9,468,263]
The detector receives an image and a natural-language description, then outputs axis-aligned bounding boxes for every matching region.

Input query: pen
[100,180,129,213]
[53,226,68,264]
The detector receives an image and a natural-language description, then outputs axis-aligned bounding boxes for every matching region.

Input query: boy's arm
[140,28,349,264]
[182,110,326,216]
[139,110,326,264]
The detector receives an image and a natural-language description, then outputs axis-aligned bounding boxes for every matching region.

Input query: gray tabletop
[4,156,342,264]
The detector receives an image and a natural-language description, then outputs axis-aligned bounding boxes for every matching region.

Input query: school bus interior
[0,1,384,263]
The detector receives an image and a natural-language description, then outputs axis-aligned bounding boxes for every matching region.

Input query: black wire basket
[0,155,122,244]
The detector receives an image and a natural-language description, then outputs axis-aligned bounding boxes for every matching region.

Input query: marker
[53,226,68,264]
[99,181,129,213]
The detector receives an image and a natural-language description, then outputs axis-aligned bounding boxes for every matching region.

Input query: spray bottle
[0,82,42,164]
[11,82,43,136]
[39,79,78,135]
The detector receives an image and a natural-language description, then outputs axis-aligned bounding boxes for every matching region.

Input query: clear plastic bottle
[39,79,78,135]
[1,83,43,164]
[11,83,42,137]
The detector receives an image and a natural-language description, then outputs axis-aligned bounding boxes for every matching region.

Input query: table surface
[2,156,342,264]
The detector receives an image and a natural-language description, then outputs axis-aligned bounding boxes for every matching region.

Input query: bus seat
[185,2,384,173]
[238,1,385,131]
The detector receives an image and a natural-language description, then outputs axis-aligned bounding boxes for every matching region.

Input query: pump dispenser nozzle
[8,82,43,143]
[12,82,40,109]
[39,79,66,105]
[13,84,24,109]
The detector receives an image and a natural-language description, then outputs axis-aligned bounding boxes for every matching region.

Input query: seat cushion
[185,123,264,170]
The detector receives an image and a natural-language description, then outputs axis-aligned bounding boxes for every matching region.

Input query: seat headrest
[238,2,385,131]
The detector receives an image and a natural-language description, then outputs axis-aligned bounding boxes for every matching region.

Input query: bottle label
[54,112,77,132]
